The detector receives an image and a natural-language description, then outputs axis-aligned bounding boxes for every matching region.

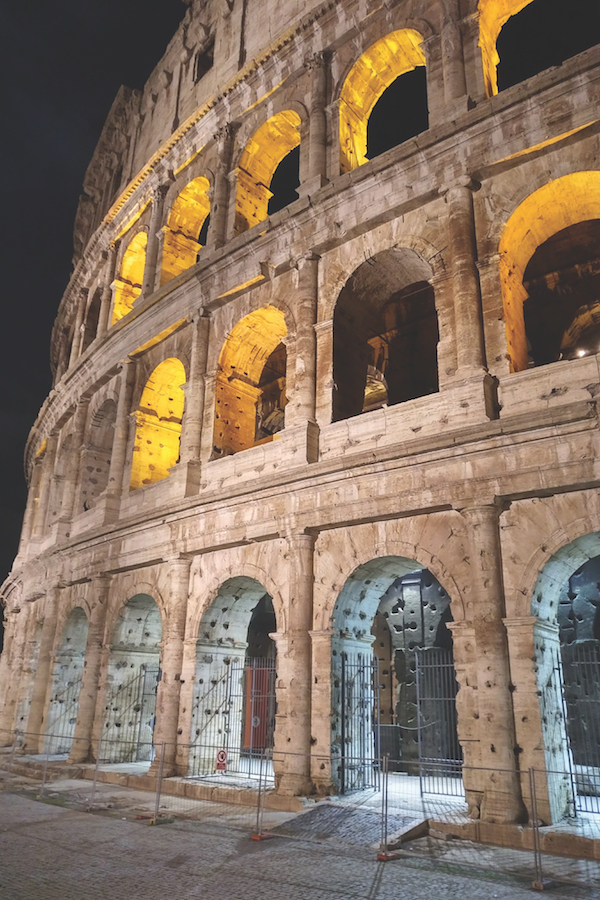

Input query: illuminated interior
[160,176,210,285]
[333,249,438,421]
[111,231,147,324]
[339,29,426,174]
[234,111,301,235]
[130,358,186,490]
[213,306,287,457]
[498,172,600,371]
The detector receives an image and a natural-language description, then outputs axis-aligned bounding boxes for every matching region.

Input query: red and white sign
[216,749,227,771]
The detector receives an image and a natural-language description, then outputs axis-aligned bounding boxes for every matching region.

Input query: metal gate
[415,648,463,796]
[189,657,276,778]
[103,663,160,763]
[337,653,380,794]
[562,641,600,813]
[44,676,83,755]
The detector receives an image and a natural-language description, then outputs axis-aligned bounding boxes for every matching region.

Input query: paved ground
[0,774,597,899]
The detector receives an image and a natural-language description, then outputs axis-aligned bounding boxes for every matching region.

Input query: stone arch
[103,592,163,764]
[111,229,147,324]
[189,574,279,776]
[45,606,88,755]
[234,110,302,235]
[337,28,428,174]
[328,554,461,792]
[78,398,117,511]
[212,306,288,457]
[160,175,211,285]
[130,357,186,490]
[331,247,439,421]
[498,172,600,372]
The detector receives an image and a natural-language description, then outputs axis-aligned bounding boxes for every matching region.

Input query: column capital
[455,498,510,520]
[304,49,330,71]
[439,175,481,197]
[291,250,321,271]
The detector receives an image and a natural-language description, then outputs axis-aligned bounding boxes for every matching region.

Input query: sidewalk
[0,768,597,900]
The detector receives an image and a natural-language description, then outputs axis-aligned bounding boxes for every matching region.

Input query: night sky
[0,1,186,584]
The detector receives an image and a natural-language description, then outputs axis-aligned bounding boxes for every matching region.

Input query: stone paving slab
[0,789,595,900]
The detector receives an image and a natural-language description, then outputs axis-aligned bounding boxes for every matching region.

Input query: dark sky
[0,1,186,584]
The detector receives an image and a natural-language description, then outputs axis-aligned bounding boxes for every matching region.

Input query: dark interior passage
[268,145,300,215]
[497,0,600,92]
[366,67,428,160]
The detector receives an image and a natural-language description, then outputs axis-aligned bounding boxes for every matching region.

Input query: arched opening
[479,0,600,98]
[532,536,600,819]
[81,289,102,353]
[339,29,427,174]
[78,399,117,512]
[44,608,88,755]
[331,558,461,794]
[111,231,147,325]
[235,110,301,235]
[332,249,438,422]
[103,594,162,765]
[212,307,287,457]
[499,173,600,372]
[189,577,277,779]
[46,433,73,529]
[161,176,211,285]
[267,145,300,215]
[130,358,186,490]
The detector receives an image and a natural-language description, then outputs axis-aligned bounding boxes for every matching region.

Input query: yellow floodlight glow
[478,0,535,98]
[111,231,147,325]
[498,171,600,371]
[160,176,211,285]
[235,110,301,235]
[339,29,426,174]
[130,357,186,490]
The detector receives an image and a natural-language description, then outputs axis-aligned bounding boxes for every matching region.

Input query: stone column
[142,184,170,297]
[98,242,119,336]
[443,179,486,377]
[59,398,90,523]
[106,359,137,497]
[68,289,88,369]
[287,254,319,428]
[199,372,217,464]
[32,433,59,539]
[0,605,30,744]
[441,0,467,105]
[24,587,60,751]
[68,575,111,763]
[151,558,191,775]
[178,312,211,493]
[460,502,526,823]
[303,53,329,192]
[314,319,334,429]
[276,532,315,795]
[309,628,333,791]
[208,125,235,249]
[18,457,43,555]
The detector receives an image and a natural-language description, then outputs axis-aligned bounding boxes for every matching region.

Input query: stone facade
[2,0,600,831]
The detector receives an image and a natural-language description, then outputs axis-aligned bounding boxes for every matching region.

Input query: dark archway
[366,68,428,160]
[267,145,300,215]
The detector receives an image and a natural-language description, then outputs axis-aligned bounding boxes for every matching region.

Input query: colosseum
[1,0,600,847]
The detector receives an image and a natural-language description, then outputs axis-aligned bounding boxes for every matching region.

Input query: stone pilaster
[97,242,119,336]
[68,575,111,763]
[460,502,526,824]
[275,532,315,795]
[178,312,211,494]
[314,319,333,429]
[18,457,43,555]
[0,605,30,745]
[151,558,191,775]
[24,588,60,751]
[59,398,90,524]
[441,0,467,106]
[142,184,170,297]
[68,289,88,369]
[208,125,235,249]
[299,53,329,194]
[287,253,319,427]
[443,179,486,378]
[32,433,59,539]
[106,359,136,499]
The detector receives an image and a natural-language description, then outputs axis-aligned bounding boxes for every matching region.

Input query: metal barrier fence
[1,728,600,891]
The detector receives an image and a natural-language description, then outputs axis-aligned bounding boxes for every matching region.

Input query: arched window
[213,307,287,457]
[479,0,600,97]
[79,399,117,512]
[81,289,102,353]
[130,358,186,490]
[333,249,438,422]
[339,29,427,174]
[499,172,600,371]
[161,176,210,285]
[111,231,147,325]
[235,111,301,235]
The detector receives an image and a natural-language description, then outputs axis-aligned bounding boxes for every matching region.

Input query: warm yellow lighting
[339,29,426,174]
[160,177,210,285]
[213,306,287,456]
[478,0,535,98]
[498,171,600,371]
[130,357,186,490]
[495,123,597,164]
[130,319,188,358]
[112,231,147,324]
[235,111,301,235]
[217,274,265,299]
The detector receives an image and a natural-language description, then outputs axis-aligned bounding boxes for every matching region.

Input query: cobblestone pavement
[1,787,597,900]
